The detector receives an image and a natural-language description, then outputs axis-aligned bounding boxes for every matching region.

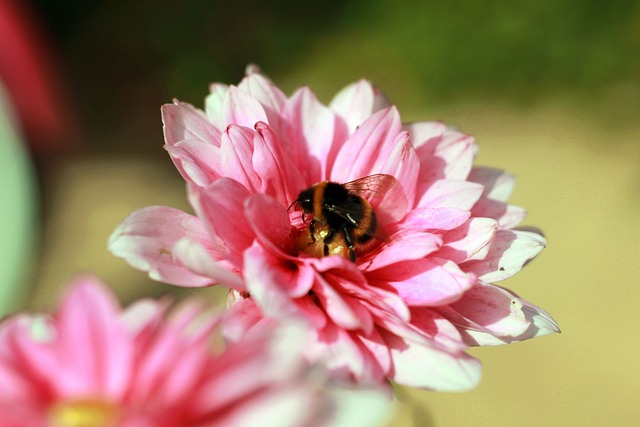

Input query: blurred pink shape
[0,276,389,427]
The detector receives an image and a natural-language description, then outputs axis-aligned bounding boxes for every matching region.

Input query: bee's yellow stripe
[313,181,327,219]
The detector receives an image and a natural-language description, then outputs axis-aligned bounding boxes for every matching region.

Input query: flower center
[49,398,120,427]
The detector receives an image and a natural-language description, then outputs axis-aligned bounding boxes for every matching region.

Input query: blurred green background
[8,0,640,425]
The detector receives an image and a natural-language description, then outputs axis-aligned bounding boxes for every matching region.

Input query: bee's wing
[343,173,396,206]
[324,203,365,226]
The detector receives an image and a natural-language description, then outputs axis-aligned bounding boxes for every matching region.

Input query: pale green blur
[0,84,37,315]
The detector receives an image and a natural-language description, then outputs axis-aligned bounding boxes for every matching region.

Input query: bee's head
[293,187,314,213]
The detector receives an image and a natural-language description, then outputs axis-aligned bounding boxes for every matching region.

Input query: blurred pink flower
[110,66,559,391]
[0,276,389,427]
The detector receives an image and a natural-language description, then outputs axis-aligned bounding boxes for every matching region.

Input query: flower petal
[108,206,214,287]
[223,86,269,128]
[409,308,466,352]
[471,198,527,229]
[468,166,515,202]
[355,328,392,378]
[244,193,295,257]
[415,128,476,189]
[417,179,484,211]
[399,207,470,231]
[219,125,262,193]
[462,229,546,282]
[371,258,475,306]
[306,322,384,383]
[330,107,402,182]
[437,218,498,263]
[403,121,448,147]
[376,132,420,223]
[55,277,133,398]
[381,328,482,391]
[283,87,349,182]
[204,83,229,129]
[244,242,309,318]
[191,178,255,266]
[329,79,390,132]
[364,229,442,271]
[162,101,221,147]
[165,139,221,187]
[238,71,287,115]
[253,122,306,205]
[173,238,246,291]
[442,282,559,345]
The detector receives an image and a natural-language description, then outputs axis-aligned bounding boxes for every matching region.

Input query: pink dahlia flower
[0,276,389,427]
[110,66,559,391]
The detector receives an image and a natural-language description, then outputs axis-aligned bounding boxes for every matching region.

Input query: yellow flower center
[49,398,120,427]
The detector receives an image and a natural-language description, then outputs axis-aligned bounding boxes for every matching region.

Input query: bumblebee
[292,174,396,262]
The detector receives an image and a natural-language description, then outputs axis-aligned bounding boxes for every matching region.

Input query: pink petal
[207,385,320,427]
[330,107,402,182]
[409,308,466,352]
[244,193,295,258]
[417,179,484,211]
[195,322,308,411]
[162,101,221,147]
[164,139,221,187]
[437,218,498,263]
[445,287,560,346]
[399,207,470,231]
[371,258,475,306]
[119,299,167,334]
[355,327,392,378]
[468,166,515,202]
[191,178,254,266]
[329,79,390,133]
[204,83,229,130]
[253,122,306,205]
[306,323,382,384]
[238,71,287,115]
[519,299,561,338]
[364,229,442,271]
[295,295,328,330]
[55,278,133,398]
[313,274,366,332]
[415,129,476,182]
[223,86,269,128]
[173,239,246,291]
[403,121,448,147]
[471,198,527,229]
[219,125,262,193]
[462,229,546,282]
[0,359,39,400]
[0,316,56,400]
[221,297,266,343]
[283,87,349,182]
[381,329,482,391]
[376,132,420,222]
[243,242,309,318]
[441,282,559,346]
[108,206,214,287]
[311,258,411,322]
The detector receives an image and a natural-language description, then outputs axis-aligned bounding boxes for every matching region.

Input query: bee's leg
[308,219,317,243]
[342,226,356,262]
[324,228,335,244]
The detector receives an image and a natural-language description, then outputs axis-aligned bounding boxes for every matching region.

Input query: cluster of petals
[110,66,559,391]
[0,276,388,427]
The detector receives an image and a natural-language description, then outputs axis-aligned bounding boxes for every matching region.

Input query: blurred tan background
[2,1,640,425]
